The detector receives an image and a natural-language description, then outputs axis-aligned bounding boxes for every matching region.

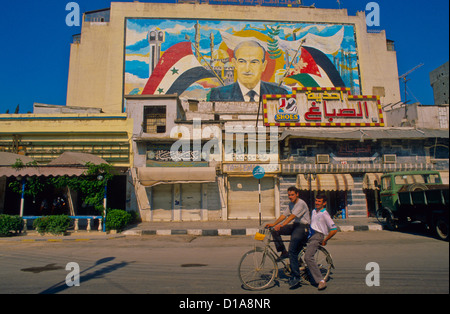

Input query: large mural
[124,19,361,101]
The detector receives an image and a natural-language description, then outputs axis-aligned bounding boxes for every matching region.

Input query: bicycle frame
[255,228,334,280]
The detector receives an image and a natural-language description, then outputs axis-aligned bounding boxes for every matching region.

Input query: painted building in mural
[62,1,448,222]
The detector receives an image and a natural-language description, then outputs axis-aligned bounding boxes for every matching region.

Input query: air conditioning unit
[383,154,397,164]
[316,154,330,164]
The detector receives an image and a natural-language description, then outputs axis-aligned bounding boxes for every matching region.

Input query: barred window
[143,106,166,134]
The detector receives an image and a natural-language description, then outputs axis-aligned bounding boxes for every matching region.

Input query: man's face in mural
[232,43,268,90]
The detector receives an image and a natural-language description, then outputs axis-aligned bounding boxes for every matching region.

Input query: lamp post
[97,175,107,232]
[17,176,25,217]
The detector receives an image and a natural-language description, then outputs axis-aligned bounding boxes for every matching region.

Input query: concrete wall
[384,103,449,129]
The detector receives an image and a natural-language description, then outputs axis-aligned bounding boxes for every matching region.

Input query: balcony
[280,162,436,174]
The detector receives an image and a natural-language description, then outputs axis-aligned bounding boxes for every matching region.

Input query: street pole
[258,178,262,226]
[19,178,25,217]
[103,183,107,232]
[253,166,265,226]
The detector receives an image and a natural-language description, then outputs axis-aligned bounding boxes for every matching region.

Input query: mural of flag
[287,46,346,88]
[141,41,216,95]
[289,47,321,77]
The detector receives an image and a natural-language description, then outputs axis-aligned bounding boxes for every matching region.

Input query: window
[381,177,391,191]
[143,106,166,134]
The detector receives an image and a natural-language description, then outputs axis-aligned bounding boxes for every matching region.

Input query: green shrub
[33,215,71,235]
[105,209,132,232]
[0,215,24,237]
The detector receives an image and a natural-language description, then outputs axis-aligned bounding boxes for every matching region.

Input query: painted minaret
[147,28,165,77]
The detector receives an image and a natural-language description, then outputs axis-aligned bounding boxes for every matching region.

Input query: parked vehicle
[378,171,449,241]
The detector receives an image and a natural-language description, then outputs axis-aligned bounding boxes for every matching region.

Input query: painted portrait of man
[208,40,289,102]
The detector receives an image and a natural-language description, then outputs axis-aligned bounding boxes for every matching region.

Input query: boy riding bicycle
[265,186,310,288]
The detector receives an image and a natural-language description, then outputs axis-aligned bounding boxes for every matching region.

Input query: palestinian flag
[287,46,346,88]
[141,41,215,95]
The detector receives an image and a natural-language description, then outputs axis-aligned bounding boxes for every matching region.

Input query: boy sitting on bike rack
[265,186,310,288]
[304,193,338,291]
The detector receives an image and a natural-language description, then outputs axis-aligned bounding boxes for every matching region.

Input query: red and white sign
[263,87,384,127]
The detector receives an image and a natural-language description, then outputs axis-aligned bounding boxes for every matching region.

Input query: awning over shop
[137,167,216,187]
[0,152,35,166]
[0,166,87,178]
[296,173,354,191]
[0,152,108,177]
[363,173,383,190]
[48,152,107,166]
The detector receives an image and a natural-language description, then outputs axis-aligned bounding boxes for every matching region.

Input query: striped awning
[0,166,86,177]
[363,173,383,190]
[296,173,354,191]
[0,152,108,178]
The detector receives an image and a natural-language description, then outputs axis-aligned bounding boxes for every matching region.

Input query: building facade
[0,104,133,215]
[430,61,449,106]
[3,2,448,222]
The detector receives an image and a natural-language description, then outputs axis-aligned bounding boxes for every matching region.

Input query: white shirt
[310,207,337,236]
[237,80,261,102]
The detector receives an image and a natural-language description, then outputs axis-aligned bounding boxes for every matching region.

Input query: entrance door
[181,183,202,221]
[227,177,275,220]
[151,184,172,221]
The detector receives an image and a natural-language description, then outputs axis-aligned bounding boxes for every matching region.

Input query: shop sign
[263,87,384,127]
[223,163,280,174]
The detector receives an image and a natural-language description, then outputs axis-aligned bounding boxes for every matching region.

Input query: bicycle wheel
[299,246,333,283]
[238,247,277,290]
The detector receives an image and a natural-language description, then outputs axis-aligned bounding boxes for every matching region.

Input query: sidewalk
[0,217,383,242]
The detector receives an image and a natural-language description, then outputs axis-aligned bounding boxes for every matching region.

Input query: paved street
[0,228,448,295]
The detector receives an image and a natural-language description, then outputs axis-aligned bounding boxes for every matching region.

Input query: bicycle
[238,227,335,291]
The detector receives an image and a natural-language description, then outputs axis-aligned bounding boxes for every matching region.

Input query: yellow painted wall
[0,113,133,167]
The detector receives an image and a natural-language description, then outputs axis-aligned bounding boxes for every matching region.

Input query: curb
[122,224,384,236]
[1,224,384,242]
[0,234,126,243]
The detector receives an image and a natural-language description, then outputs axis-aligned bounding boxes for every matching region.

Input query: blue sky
[0,0,448,113]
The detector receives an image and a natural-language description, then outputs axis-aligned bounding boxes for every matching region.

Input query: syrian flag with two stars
[141,41,216,95]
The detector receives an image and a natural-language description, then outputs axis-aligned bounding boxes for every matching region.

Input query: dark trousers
[271,223,309,278]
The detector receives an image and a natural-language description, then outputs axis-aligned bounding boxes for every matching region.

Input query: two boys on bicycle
[266,187,337,290]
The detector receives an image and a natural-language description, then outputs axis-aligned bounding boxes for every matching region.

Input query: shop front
[296,173,354,218]
[223,163,280,220]
[135,166,217,221]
